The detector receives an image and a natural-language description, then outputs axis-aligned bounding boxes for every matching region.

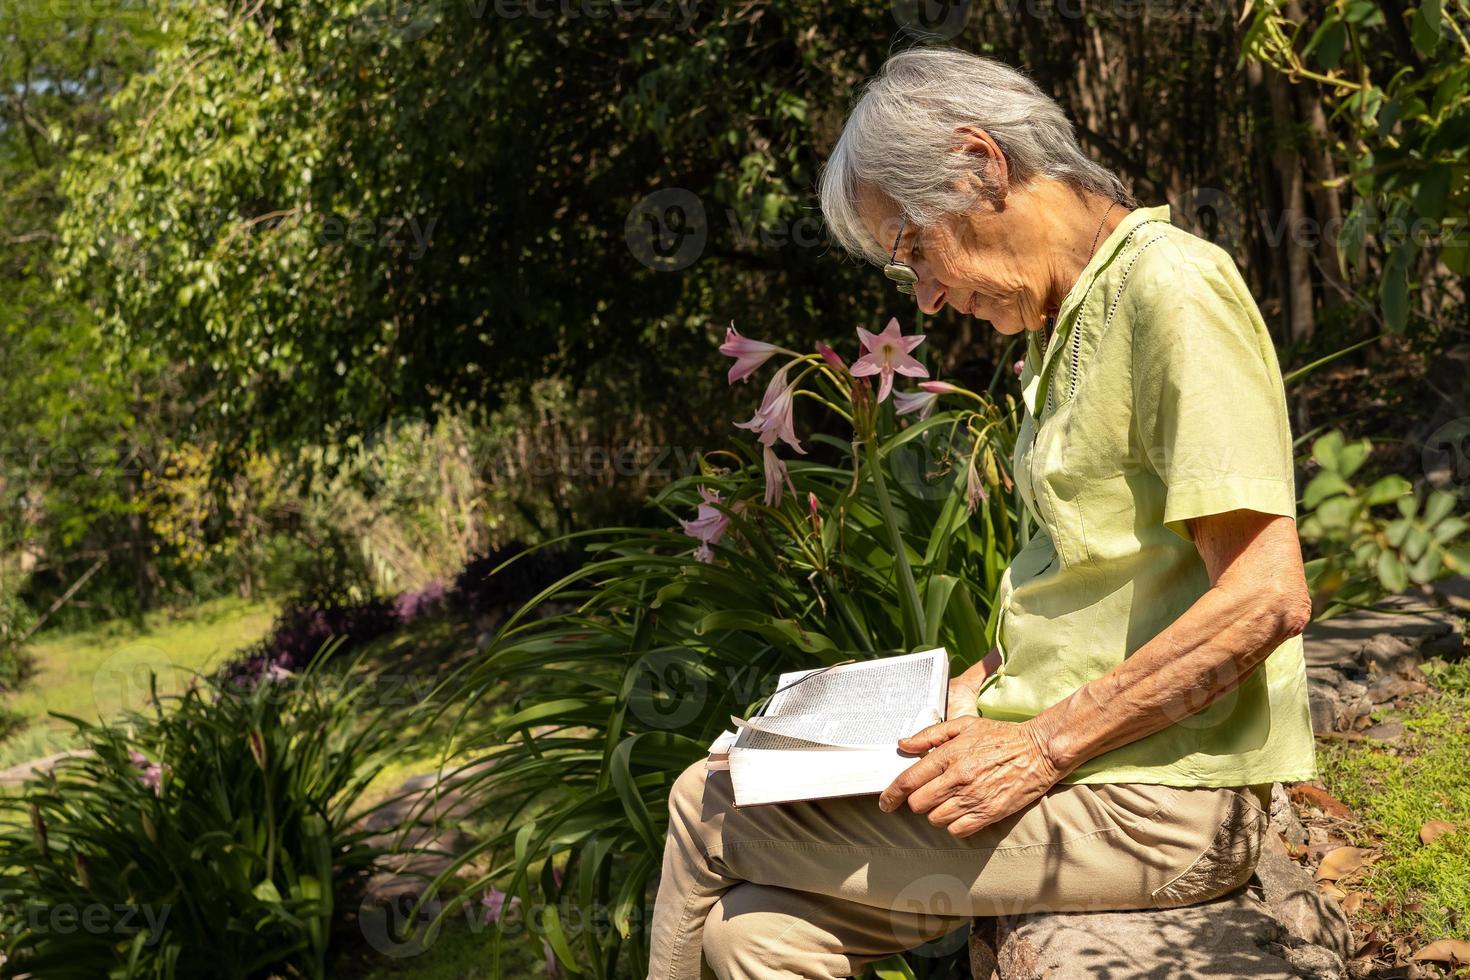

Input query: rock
[1308,684,1374,734]
[1307,666,1349,690]
[1271,784,1310,846]
[1271,936,1350,979]
[969,889,1319,979]
[1253,834,1354,961]
[1310,686,1342,735]
[1361,720,1404,742]
[1421,630,1467,661]
[969,918,999,980]
[1367,673,1430,704]
[966,832,1357,979]
[1432,574,1470,614]
[1359,635,1422,675]
[1303,597,1456,670]
[0,749,94,786]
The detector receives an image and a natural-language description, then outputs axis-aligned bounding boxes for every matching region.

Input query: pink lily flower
[481,887,520,925]
[680,486,730,562]
[966,459,989,515]
[1012,359,1025,377]
[918,380,963,396]
[816,342,847,372]
[719,323,780,385]
[128,749,165,796]
[734,365,805,454]
[893,389,940,420]
[761,445,790,507]
[851,317,928,403]
[544,939,562,979]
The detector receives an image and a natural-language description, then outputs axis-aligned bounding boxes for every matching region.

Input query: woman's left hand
[877,716,1064,838]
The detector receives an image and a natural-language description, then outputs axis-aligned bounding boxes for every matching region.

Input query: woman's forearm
[1024,577,1310,777]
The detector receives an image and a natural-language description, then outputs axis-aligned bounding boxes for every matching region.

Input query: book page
[730,649,946,750]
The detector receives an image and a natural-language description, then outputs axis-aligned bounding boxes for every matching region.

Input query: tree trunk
[1246,60,1292,343]
[1262,63,1317,343]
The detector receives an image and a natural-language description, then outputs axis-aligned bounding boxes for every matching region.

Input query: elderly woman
[647,47,1316,979]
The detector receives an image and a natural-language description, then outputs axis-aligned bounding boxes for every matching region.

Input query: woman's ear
[952,125,1008,207]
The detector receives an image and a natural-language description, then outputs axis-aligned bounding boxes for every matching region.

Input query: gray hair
[818,47,1134,266]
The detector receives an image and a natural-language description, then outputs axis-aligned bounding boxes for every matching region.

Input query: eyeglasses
[883,216,918,295]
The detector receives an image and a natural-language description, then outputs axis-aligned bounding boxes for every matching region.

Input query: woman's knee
[669,759,709,821]
[702,890,836,979]
[699,898,752,977]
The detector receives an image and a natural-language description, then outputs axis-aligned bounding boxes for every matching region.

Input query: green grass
[0,596,277,770]
[1319,655,1470,946]
[344,911,547,980]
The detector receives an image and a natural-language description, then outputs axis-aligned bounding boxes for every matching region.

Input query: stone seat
[966,823,1353,979]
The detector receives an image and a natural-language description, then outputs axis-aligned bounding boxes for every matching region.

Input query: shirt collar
[1055,203,1171,324]
[1020,203,1171,419]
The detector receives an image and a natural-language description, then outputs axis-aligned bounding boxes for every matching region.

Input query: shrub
[449,541,586,618]
[1298,430,1470,618]
[220,597,400,688]
[0,655,405,979]
[0,588,34,741]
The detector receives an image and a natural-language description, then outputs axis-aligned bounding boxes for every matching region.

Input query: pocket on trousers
[1150,788,1267,909]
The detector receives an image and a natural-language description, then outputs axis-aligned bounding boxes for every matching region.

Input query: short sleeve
[1129,245,1298,545]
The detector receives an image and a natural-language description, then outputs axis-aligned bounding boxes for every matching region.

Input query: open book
[705,648,949,807]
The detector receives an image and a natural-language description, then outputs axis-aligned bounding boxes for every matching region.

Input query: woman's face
[859,184,1050,336]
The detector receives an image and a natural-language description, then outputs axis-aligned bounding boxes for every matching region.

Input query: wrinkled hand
[877,716,1062,838]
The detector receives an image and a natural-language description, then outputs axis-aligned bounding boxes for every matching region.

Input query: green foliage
[1243,0,1470,335]
[0,652,403,978]
[1,7,166,628]
[406,329,1020,977]
[52,0,899,456]
[1298,430,1470,617]
[0,588,36,740]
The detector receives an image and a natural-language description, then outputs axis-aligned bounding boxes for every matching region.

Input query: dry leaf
[1419,820,1456,845]
[1306,836,1350,864]
[1318,881,1348,900]
[1341,890,1366,915]
[1315,846,1376,881]
[1410,939,1470,965]
[1355,930,1386,960]
[1289,784,1356,821]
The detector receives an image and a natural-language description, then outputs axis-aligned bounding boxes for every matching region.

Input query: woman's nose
[914,279,946,316]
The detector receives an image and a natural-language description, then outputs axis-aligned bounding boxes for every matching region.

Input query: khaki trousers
[648,760,1271,979]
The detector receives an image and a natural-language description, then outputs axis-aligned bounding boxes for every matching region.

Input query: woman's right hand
[945,646,1002,720]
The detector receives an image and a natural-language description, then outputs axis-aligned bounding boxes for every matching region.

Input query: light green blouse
[975,204,1318,788]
